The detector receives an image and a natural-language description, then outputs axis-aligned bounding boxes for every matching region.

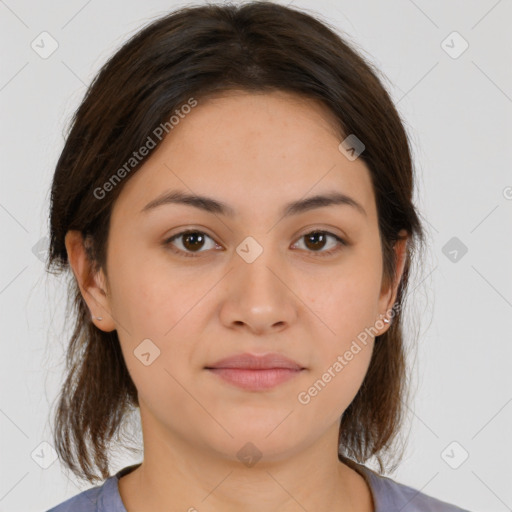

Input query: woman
[45,2,471,511]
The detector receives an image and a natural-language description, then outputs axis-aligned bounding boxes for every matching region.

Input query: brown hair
[47,1,426,484]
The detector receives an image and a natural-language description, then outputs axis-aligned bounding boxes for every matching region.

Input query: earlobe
[64,230,116,332]
[377,230,409,335]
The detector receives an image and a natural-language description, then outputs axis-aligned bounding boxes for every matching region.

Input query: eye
[164,230,220,258]
[292,230,347,257]
[164,229,347,258]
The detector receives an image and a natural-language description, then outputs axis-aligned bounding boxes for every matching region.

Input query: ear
[64,230,116,332]
[376,229,409,335]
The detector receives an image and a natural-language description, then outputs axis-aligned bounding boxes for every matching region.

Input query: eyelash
[163,229,347,259]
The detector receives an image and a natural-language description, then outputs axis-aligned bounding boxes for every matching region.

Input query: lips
[205,353,305,391]
[205,352,304,370]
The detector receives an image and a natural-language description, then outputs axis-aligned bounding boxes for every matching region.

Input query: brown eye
[164,229,347,259]
[304,232,328,251]
[165,230,218,257]
[293,230,346,257]
[181,231,206,251]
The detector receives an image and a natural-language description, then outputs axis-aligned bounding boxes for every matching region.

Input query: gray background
[1,0,511,510]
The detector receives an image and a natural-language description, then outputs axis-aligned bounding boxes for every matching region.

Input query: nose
[218,245,298,336]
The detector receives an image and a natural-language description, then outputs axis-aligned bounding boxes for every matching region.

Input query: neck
[118,413,374,512]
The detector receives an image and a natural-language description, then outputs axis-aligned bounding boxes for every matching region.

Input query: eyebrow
[141,189,367,218]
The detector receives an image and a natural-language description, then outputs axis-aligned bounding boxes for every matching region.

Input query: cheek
[298,261,380,392]
[304,270,382,338]
[295,340,373,435]
[107,259,203,374]
[107,254,182,337]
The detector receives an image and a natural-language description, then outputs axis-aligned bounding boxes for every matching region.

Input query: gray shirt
[46,462,472,511]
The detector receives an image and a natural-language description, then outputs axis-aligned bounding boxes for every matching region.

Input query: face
[69,90,405,463]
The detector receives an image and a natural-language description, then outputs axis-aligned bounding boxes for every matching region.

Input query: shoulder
[45,464,141,512]
[45,484,102,512]
[360,465,472,512]
[45,474,120,512]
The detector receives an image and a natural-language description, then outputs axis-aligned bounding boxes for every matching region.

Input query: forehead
[111,90,377,224]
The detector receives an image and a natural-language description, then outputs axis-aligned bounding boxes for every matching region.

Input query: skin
[66,90,408,512]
